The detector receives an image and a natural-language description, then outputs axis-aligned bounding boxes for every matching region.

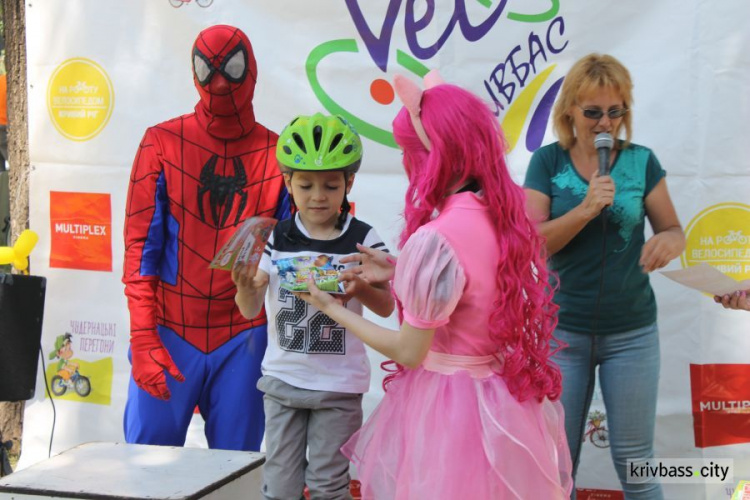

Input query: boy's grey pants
[257,375,363,500]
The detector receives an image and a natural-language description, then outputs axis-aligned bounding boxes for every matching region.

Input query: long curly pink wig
[393,83,562,402]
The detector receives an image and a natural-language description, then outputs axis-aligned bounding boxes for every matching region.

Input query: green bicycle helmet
[276,113,362,173]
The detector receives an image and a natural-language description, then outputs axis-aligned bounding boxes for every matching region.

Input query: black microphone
[594,133,614,176]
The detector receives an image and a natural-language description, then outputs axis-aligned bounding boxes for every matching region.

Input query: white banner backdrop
[21,1,750,498]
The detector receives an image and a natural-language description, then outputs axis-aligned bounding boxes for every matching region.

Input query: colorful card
[732,480,750,500]
[275,255,345,294]
[210,217,277,272]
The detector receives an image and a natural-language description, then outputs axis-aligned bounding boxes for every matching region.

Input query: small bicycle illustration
[168,0,214,7]
[723,230,745,244]
[51,369,92,398]
[585,410,610,448]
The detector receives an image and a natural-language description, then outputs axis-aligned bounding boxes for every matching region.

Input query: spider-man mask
[192,25,257,138]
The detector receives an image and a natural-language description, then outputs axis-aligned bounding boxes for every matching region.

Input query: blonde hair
[553,53,633,150]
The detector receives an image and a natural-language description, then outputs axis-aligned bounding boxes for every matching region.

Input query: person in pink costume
[297,71,573,499]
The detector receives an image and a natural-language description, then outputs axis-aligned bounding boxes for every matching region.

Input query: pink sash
[422,350,503,379]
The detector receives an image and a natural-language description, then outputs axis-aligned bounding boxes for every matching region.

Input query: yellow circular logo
[682,203,750,282]
[47,58,114,141]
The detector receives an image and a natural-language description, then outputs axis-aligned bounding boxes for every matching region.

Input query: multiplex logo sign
[307,0,568,153]
[50,191,112,272]
[690,364,750,448]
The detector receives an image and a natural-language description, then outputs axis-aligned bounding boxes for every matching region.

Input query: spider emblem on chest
[197,155,248,227]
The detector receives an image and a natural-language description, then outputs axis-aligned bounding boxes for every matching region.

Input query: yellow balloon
[0,247,14,265]
[14,230,39,258]
[13,257,28,272]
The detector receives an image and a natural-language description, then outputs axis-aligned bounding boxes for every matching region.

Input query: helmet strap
[337,172,351,231]
[283,194,299,243]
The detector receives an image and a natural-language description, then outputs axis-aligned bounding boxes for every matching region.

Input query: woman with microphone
[523,53,685,499]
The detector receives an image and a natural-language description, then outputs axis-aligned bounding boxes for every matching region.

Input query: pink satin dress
[342,192,573,499]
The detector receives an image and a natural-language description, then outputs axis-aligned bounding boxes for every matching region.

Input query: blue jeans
[554,323,663,500]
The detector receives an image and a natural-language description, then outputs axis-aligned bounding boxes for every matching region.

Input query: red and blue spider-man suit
[122,25,288,450]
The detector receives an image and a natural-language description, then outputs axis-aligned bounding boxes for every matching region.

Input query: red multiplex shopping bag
[690,363,750,448]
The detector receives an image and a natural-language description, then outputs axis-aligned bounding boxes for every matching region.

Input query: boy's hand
[231,263,268,293]
[339,243,396,284]
[232,265,269,320]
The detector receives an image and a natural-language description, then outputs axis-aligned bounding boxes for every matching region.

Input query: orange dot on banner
[370,79,394,105]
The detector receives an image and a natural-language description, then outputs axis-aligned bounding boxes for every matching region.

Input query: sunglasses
[578,106,628,120]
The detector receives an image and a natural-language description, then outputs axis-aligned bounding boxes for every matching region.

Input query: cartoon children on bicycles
[48,333,91,397]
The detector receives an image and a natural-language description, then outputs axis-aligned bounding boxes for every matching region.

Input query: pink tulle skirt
[342,363,573,499]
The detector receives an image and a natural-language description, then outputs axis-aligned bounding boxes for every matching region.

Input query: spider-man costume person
[123,25,288,450]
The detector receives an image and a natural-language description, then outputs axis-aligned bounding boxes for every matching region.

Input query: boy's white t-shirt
[259,213,389,394]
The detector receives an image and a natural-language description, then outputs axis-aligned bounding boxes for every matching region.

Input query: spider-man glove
[130,331,184,400]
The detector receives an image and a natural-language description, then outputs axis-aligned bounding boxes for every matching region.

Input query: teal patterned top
[524,141,665,334]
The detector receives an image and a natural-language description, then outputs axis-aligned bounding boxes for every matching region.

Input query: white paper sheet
[660,263,750,296]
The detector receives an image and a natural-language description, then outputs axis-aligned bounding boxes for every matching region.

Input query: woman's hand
[297,279,433,368]
[338,270,368,303]
[295,277,344,314]
[339,268,395,318]
[339,243,396,284]
[639,230,684,273]
[579,172,615,221]
[641,178,685,273]
[714,290,750,311]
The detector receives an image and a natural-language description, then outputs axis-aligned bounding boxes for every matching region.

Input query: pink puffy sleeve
[393,228,466,329]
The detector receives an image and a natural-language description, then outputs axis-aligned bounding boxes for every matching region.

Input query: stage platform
[0,442,264,499]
